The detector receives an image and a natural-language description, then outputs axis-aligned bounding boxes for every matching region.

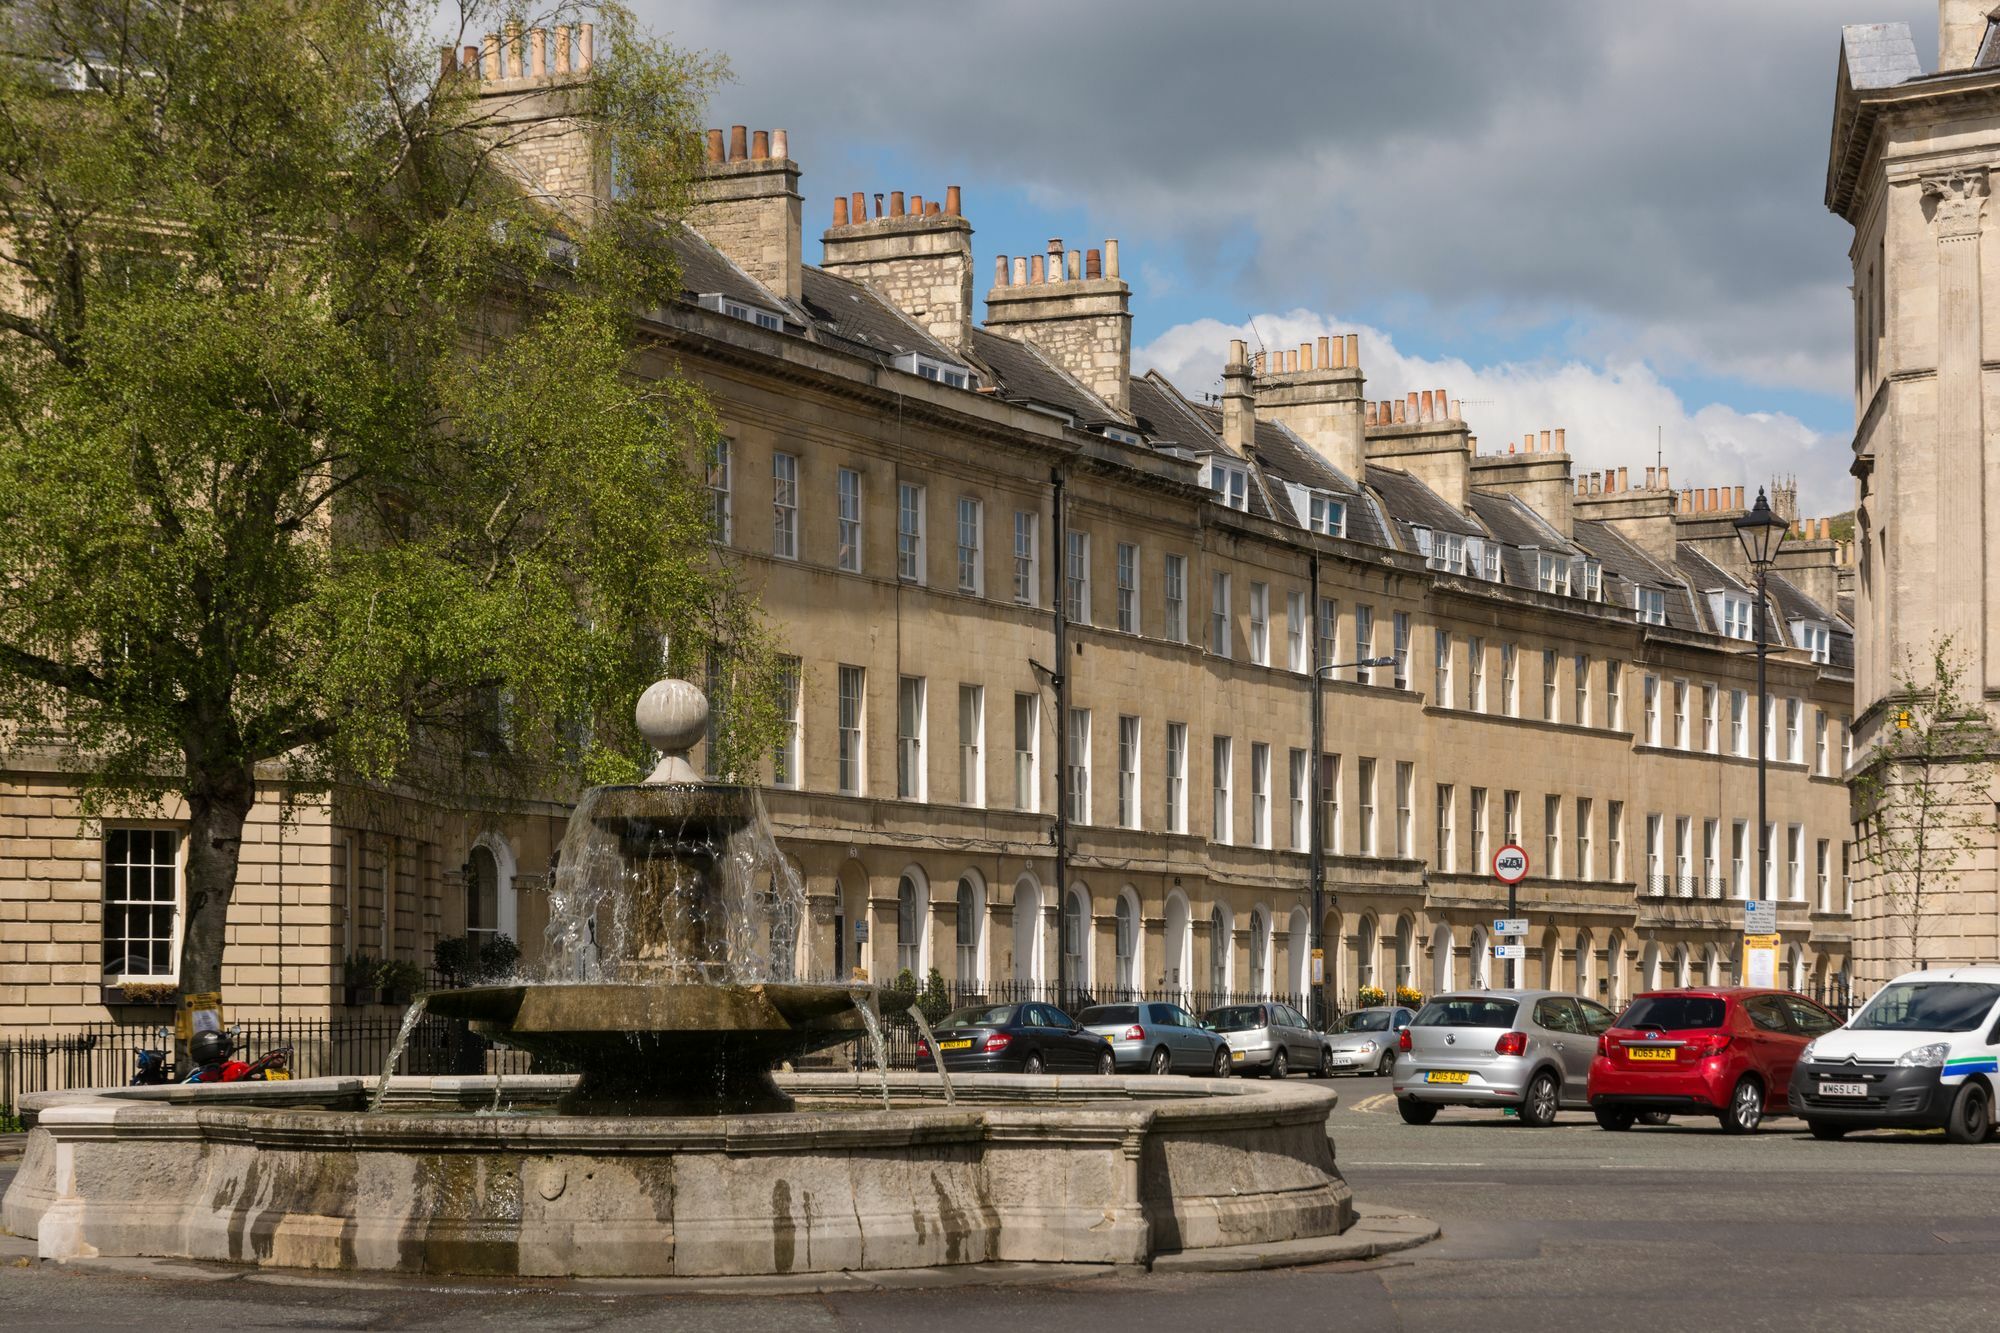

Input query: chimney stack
[1222,340,1256,455]
[690,126,804,302]
[1252,327,1367,478]
[822,181,977,353]
[449,24,608,219]
[984,235,1133,414]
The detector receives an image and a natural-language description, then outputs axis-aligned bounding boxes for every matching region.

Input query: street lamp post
[1307,644,1400,1025]
[1735,488,1788,924]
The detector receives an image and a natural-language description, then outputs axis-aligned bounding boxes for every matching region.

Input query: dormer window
[1307,492,1346,537]
[1410,525,1432,559]
[1536,552,1570,596]
[1636,587,1667,627]
[1580,560,1603,602]
[1100,425,1143,446]
[1420,529,1463,572]
[1466,537,1499,582]
[892,351,974,389]
[1714,594,1753,641]
[697,292,786,331]
[1205,460,1250,512]
[1792,620,1831,664]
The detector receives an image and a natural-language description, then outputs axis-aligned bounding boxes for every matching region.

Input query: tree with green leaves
[0,2,785,1014]
[1852,635,1995,972]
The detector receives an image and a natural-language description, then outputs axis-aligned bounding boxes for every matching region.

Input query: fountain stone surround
[4,1074,1354,1276]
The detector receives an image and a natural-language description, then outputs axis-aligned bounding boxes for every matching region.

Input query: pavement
[6,1073,2000,1330]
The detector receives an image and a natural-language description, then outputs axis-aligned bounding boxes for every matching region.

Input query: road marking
[1350,1093,1395,1113]
[1350,1161,1488,1167]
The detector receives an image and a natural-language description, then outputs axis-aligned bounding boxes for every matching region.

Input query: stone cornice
[1828,67,2000,219]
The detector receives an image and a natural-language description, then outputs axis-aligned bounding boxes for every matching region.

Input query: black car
[918,1002,1117,1075]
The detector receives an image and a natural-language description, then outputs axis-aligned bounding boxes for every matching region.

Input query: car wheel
[1149,1047,1171,1076]
[1022,1051,1045,1076]
[1211,1046,1231,1078]
[1807,1120,1848,1141]
[1269,1049,1289,1080]
[1519,1070,1560,1127]
[1720,1077,1763,1134]
[1316,1047,1332,1079]
[1397,1096,1439,1125]
[1096,1049,1116,1076]
[1594,1107,1636,1132]
[1637,1111,1673,1126]
[1377,1048,1395,1077]
[1945,1080,1992,1145]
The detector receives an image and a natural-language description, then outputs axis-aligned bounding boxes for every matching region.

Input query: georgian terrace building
[0,34,1857,1035]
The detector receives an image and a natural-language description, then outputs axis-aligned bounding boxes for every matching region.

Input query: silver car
[1391,989,1618,1126]
[1206,1001,1327,1078]
[1079,1001,1233,1076]
[1324,1006,1415,1076]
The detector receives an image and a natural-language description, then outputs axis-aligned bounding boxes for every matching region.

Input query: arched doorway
[1012,874,1043,986]
[1469,925,1489,989]
[1114,888,1142,992]
[1393,915,1416,993]
[954,870,985,988]
[895,867,928,979]
[1640,940,1661,991]
[1164,890,1192,996]
[1207,904,1232,998]
[1289,908,1311,998]
[1431,921,1455,994]
[1573,927,1594,999]
[1357,916,1379,994]
[1248,907,1270,997]
[1063,886,1091,992]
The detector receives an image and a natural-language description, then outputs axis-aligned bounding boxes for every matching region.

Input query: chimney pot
[1366,402,1378,425]
[1509,440,1517,453]
[505,20,523,78]
[1660,466,1670,489]
[1407,392,1420,419]
[832,196,849,226]
[1469,434,1479,452]
[850,191,865,222]
[1013,256,1028,285]
[771,129,788,159]
[1345,334,1359,367]
[1085,248,1102,278]
[1330,335,1346,368]
[553,26,569,74]
[1229,338,1248,367]
[1449,399,1461,420]
[1422,390,1436,419]
[463,43,480,74]
[1644,467,1656,488]
[1540,430,1552,452]
[889,190,904,218]
[994,255,1009,286]
[926,201,941,216]
[945,185,961,216]
[728,126,747,162]
[1733,485,1744,509]
[1525,433,1536,453]
[439,45,456,79]
[910,194,923,215]
[1067,250,1082,280]
[873,193,884,219]
[1318,336,1331,367]
[1030,254,1045,283]
[576,22,593,71]
[1396,399,1408,423]
[1105,239,1120,279]
[751,130,770,161]
[1286,349,1298,373]
[1254,351,1267,375]
[1553,428,1565,451]
[705,129,725,163]
[481,32,500,80]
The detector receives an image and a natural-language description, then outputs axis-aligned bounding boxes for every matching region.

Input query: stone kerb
[4,1074,1350,1278]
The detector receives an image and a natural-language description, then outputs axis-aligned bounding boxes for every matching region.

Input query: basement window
[893,351,974,389]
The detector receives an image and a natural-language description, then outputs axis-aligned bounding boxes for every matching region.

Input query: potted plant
[1357,985,1388,1008]
[102,979,178,1007]
[379,959,425,1007]
[343,955,382,1007]
[1394,985,1426,1009]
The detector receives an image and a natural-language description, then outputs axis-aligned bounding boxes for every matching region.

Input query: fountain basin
[3,1074,1354,1277]
[421,982,870,1114]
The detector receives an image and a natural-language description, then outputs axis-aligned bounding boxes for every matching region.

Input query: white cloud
[1136,312,1853,516]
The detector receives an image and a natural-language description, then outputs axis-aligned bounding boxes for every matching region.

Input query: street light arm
[1316,656,1398,676]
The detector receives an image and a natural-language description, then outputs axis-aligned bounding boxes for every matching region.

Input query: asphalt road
[7,1073,2000,1332]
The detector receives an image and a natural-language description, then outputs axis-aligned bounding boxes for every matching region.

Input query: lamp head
[1734,487,1786,569]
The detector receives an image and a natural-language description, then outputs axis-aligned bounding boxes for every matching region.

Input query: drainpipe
[1308,552,1325,1027]
[1050,467,1070,1011]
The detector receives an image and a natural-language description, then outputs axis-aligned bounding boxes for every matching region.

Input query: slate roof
[1367,465,1482,537]
[669,225,789,317]
[1128,372,1221,452]
[968,327,1123,427]
[1841,23,1922,89]
[1766,573,1857,670]
[799,266,962,366]
[1570,520,1704,635]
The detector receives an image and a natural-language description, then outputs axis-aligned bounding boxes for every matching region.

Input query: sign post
[1491,844,1530,988]
[1742,901,1778,987]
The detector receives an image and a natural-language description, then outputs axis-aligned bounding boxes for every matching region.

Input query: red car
[1587,988,1842,1134]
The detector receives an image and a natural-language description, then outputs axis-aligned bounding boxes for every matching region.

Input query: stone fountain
[424,677,867,1114]
[1,679,1362,1279]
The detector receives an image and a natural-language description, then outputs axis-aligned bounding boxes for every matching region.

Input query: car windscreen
[1207,1005,1267,1032]
[1849,982,2000,1033]
[1078,1005,1139,1026]
[1412,998,1517,1028]
[1339,1011,1393,1032]
[941,1006,1015,1028]
[1617,996,1725,1031]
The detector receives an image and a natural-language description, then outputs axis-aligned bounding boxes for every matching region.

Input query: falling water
[369,996,429,1114]
[541,786,806,985]
[850,993,892,1111]
[904,1004,956,1107]
[486,1057,506,1114]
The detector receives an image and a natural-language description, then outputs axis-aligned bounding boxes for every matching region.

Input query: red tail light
[983,1034,1011,1053]
[1494,1031,1527,1057]
[1596,1034,1610,1057]
[1122,1025,1146,1041]
[1398,1029,1412,1052]
[1689,1032,1733,1057]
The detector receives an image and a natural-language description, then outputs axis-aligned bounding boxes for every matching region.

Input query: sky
[629,0,1939,515]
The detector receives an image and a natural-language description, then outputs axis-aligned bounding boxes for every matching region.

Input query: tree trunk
[178,764,255,1066]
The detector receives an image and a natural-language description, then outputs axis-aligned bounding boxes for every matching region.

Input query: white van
[1787,966,2000,1143]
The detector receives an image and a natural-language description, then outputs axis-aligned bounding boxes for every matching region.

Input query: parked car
[1205,1001,1327,1077]
[1078,1001,1233,1076]
[1324,1006,1415,1076]
[1589,988,1840,1134]
[1788,967,2000,1143]
[1393,990,1619,1126]
[916,1002,1117,1075]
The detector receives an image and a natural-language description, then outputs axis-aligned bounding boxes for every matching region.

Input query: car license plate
[1628,1047,1677,1062]
[1426,1071,1470,1085]
[1231,1050,1245,1061]
[938,1039,973,1051]
[1818,1081,1866,1097]
[1103,1034,1115,1043]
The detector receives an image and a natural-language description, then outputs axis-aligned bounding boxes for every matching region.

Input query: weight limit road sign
[1492,844,1529,885]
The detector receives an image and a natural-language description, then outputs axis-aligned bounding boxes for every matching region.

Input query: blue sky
[631,0,1940,513]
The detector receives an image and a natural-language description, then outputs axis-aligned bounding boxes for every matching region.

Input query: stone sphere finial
[635,677,707,785]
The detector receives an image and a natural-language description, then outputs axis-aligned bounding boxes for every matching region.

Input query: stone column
[1920,169,1989,673]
